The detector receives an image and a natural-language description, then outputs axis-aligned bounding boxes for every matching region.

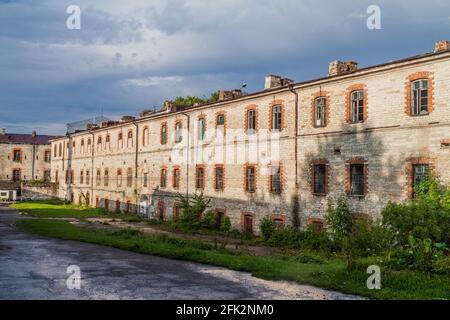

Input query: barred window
[350,164,365,196]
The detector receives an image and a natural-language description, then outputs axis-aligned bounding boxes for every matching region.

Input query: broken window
[173,168,180,189]
[198,118,206,141]
[117,169,122,187]
[351,90,364,123]
[216,114,225,126]
[412,164,429,198]
[161,124,167,145]
[126,168,133,187]
[313,164,327,194]
[411,79,429,116]
[160,169,167,189]
[104,169,109,187]
[175,122,182,143]
[13,149,22,162]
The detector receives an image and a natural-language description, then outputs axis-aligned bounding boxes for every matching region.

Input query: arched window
[97,136,102,151]
[117,169,122,187]
[160,169,167,188]
[104,169,109,187]
[58,143,62,157]
[161,124,167,145]
[87,138,91,153]
[105,134,110,150]
[142,127,149,146]
[54,144,57,157]
[198,118,206,141]
[118,132,123,149]
[126,168,133,187]
[81,139,85,153]
[175,122,182,143]
[127,130,133,148]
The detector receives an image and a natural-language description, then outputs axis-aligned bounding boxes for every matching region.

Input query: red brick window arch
[346,84,368,123]
[142,127,149,146]
[311,91,330,128]
[311,159,329,195]
[245,105,258,134]
[405,71,434,116]
[269,100,285,132]
[345,157,368,197]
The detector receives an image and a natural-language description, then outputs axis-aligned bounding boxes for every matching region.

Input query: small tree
[291,194,301,230]
[175,193,211,230]
[326,197,355,268]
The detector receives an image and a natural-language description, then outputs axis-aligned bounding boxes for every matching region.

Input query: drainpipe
[288,84,299,188]
[66,133,73,202]
[132,121,139,212]
[89,130,95,205]
[181,112,190,199]
[31,144,36,181]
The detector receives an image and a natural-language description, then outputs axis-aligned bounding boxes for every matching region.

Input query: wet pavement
[0,205,362,300]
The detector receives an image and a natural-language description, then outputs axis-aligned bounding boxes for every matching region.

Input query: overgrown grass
[12,200,142,222]
[17,218,450,300]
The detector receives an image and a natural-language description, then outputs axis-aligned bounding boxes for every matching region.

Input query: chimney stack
[0,128,5,135]
[31,130,36,137]
[434,40,450,53]
[218,90,243,101]
[328,60,358,77]
[264,75,294,90]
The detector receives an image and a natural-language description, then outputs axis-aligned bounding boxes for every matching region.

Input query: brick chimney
[264,75,294,90]
[218,90,243,101]
[328,60,358,76]
[434,40,450,53]
[0,128,5,135]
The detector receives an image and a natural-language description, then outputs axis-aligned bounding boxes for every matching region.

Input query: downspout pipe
[181,112,190,199]
[132,121,139,213]
[288,84,299,188]
[89,130,95,206]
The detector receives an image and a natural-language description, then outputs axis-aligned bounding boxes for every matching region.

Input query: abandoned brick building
[50,41,450,233]
[0,129,57,200]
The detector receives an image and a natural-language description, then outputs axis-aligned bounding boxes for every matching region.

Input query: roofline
[51,48,450,141]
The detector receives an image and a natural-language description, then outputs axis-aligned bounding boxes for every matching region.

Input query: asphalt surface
[0,205,361,300]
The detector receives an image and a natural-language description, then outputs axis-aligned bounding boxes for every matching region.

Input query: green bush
[220,216,232,234]
[260,217,276,241]
[382,177,450,274]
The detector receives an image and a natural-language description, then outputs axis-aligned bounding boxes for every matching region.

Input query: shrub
[382,176,450,274]
[202,211,217,229]
[220,216,232,234]
[260,217,276,241]
[174,193,211,230]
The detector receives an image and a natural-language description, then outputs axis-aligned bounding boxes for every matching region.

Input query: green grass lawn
[12,200,141,222]
[16,218,450,300]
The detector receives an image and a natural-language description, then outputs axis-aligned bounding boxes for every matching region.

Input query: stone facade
[50,42,450,233]
[0,130,56,187]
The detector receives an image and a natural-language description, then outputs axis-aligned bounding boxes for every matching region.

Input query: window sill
[312,193,327,197]
[347,194,366,199]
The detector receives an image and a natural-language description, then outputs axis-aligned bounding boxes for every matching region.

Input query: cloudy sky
[0,0,449,134]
